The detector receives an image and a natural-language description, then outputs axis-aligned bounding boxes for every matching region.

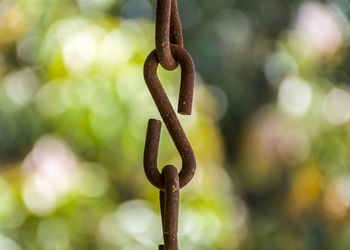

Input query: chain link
[143,0,196,249]
[156,0,183,70]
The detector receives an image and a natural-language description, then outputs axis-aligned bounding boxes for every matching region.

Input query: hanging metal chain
[143,0,196,249]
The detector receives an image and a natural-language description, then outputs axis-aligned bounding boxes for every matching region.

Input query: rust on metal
[143,45,195,189]
[156,0,183,70]
[159,165,180,250]
[143,0,196,249]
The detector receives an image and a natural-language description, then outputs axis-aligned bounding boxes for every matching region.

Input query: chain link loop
[156,0,183,70]
[159,165,179,250]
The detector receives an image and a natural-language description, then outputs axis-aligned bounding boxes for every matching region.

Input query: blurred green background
[1,0,350,249]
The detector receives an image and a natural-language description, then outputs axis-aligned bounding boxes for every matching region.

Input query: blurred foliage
[1,0,350,249]
[0,0,235,249]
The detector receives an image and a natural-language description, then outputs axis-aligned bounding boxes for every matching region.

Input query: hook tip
[177,99,192,115]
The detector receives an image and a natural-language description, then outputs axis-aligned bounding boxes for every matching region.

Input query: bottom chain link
[159,165,179,250]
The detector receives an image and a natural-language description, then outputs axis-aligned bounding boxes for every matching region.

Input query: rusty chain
[143,0,196,249]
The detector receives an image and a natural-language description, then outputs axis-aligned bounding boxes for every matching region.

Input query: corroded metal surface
[143,46,195,189]
[143,0,196,249]
[156,0,183,70]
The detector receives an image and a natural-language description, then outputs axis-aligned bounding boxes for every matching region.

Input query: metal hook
[143,44,196,189]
